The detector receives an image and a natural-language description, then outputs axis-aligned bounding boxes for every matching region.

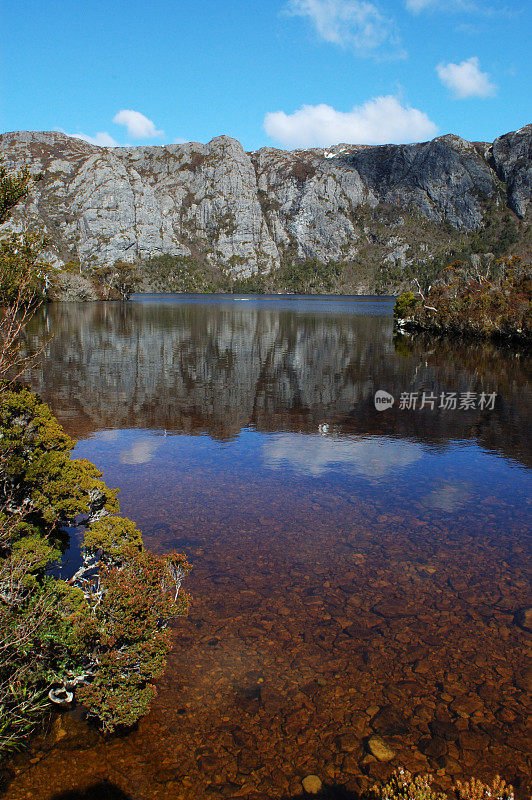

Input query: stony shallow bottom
[5,296,531,800]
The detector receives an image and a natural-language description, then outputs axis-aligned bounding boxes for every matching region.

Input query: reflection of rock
[23,300,532,469]
[26,301,396,439]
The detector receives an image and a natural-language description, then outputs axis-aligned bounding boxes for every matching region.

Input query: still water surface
[7,295,532,799]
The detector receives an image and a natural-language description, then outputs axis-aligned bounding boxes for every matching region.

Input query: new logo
[374,390,394,411]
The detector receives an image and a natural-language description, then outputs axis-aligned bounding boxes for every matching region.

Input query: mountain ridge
[0,125,530,293]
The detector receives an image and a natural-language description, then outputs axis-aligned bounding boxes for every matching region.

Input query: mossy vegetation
[0,160,30,224]
[0,232,53,305]
[393,291,418,319]
[89,260,139,300]
[0,159,52,305]
[373,196,527,294]
[139,254,224,293]
[231,258,343,294]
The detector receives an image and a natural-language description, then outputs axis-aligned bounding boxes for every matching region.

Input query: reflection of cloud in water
[421,482,471,512]
[120,438,160,465]
[96,429,120,441]
[263,434,424,477]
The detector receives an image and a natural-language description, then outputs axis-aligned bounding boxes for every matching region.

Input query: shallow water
[6,296,532,799]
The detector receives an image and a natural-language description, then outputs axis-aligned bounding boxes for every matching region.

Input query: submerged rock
[302,774,323,794]
[514,607,532,632]
[366,735,396,762]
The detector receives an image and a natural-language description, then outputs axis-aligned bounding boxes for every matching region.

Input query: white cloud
[113,109,164,139]
[405,0,432,9]
[405,0,475,12]
[436,57,497,98]
[264,95,438,148]
[60,110,163,146]
[286,0,403,57]
[70,131,118,147]
[406,0,514,17]
[264,433,424,478]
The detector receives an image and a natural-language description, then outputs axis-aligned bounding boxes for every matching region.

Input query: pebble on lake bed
[367,735,396,762]
[302,774,323,794]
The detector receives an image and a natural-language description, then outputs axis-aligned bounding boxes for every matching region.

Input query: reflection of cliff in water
[25,301,532,467]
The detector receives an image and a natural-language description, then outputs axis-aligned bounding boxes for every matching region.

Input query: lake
[6,295,531,800]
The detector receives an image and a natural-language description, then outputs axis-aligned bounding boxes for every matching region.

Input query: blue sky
[1,0,530,150]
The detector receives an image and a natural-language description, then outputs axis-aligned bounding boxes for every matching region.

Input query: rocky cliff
[0,126,530,290]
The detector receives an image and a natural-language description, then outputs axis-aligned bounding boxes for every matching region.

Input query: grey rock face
[338,135,495,229]
[0,126,530,276]
[491,125,532,217]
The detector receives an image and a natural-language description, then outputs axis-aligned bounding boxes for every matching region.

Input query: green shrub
[370,768,446,800]
[0,160,29,223]
[275,258,342,294]
[139,254,221,293]
[394,291,419,319]
[0,233,53,305]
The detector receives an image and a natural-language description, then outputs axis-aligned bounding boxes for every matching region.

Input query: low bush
[394,256,531,341]
[369,768,514,800]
